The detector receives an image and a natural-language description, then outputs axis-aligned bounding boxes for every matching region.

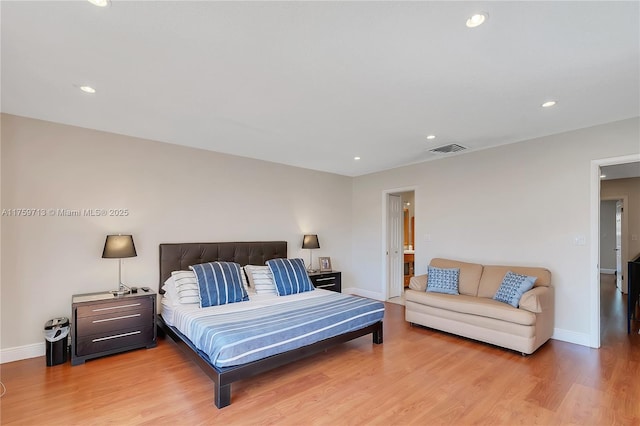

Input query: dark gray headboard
[158,241,287,291]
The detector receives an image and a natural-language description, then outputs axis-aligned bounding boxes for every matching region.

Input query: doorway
[591,154,640,348]
[385,189,415,304]
[600,198,627,293]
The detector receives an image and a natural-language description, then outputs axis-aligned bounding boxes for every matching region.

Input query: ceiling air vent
[429,143,467,154]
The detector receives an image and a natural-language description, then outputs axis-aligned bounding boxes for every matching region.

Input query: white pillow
[240,267,255,295]
[240,267,256,296]
[171,270,200,304]
[161,276,179,307]
[243,265,277,295]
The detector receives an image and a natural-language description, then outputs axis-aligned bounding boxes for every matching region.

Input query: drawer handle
[92,303,141,312]
[92,330,141,342]
[315,278,335,282]
[92,313,141,323]
[317,284,335,288]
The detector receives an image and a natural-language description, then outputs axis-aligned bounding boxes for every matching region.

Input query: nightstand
[308,271,341,292]
[71,290,157,365]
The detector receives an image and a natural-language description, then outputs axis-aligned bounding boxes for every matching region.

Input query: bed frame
[157,241,383,408]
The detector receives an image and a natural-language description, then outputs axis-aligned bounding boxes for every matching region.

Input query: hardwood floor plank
[1,277,639,425]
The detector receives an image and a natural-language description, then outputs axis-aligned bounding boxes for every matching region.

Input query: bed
[156,241,384,408]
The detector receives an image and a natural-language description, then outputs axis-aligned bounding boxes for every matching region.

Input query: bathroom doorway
[386,189,415,305]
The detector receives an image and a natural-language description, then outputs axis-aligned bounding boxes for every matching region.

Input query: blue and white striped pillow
[189,262,249,308]
[266,258,315,296]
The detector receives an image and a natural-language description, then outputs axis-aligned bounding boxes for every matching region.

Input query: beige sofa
[405,258,554,355]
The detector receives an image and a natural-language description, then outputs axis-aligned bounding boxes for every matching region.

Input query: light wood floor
[1,276,639,425]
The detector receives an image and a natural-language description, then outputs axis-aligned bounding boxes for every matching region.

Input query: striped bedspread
[172,291,384,368]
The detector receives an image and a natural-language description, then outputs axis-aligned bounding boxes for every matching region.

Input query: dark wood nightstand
[308,271,341,292]
[71,290,157,365]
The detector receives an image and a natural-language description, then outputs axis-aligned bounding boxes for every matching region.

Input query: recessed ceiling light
[79,85,96,94]
[466,13,488,28]
[354,156,361,161]
[426,135,436,140]
[87,0,110,7]
[541,100,557,108]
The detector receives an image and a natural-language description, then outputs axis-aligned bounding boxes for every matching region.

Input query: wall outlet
[573,235,586,246]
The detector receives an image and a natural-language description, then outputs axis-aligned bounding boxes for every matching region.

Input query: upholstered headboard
[158,241,287,292]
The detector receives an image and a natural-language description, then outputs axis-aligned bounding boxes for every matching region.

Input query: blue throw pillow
[190,261,249,308]
[426,266,460,295]
[493,271,537,307]
[266,258,315,296]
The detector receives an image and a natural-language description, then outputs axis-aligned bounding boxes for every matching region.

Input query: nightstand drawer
[314,276,337,289]
[76,298,152,319]
[75,308,153,337]
[308,271,342,292]
[76,325,154,356]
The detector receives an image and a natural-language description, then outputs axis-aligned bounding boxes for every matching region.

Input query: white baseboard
[342,287,385,301]
[552,328,592,348]
[1,342,45,364]
[600,269,616,275]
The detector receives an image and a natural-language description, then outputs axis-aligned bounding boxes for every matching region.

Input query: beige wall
[351,118,639,344]
[601,177,640,272]
[2,113,639,358]
[1,114,353,352]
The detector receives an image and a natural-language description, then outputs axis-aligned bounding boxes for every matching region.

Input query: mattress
[165,289,384,368]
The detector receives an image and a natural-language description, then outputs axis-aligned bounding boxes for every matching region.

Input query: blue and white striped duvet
[170,290,384,368]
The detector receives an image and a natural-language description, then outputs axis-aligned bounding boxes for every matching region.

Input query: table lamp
[102,234,137,296]
[302,234,320,272]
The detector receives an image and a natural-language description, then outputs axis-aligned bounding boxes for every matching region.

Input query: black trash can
[44,317,69,366]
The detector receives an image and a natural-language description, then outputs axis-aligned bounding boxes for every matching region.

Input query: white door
[616,200,624,293]
[387,194,403,298]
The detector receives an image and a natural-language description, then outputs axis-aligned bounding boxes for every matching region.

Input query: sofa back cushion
[478,265,551,299]
[429,258,483,296]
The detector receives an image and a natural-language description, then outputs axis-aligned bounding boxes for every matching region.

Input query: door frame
[590,154,640,348]
[382,186,417,300]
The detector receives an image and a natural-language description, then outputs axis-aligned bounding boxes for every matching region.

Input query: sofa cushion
[477,265,551,299]
[405,301,536,338]
[405,289,536,326]
[429,258,483,297]
[426,266,460,295]
[493,271,537,307]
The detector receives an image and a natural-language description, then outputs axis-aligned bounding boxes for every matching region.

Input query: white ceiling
[1,1,639,177]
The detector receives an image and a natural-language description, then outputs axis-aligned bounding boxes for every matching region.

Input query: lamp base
[111,283,131,297]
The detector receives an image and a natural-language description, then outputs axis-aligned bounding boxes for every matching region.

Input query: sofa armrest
[519,286,553,313]
[409,274,427,292]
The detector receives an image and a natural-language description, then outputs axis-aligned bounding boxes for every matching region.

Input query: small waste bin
[44,317,69,366]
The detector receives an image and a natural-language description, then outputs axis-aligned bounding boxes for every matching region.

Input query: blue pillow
[426,266,460,295]
[266,258,315,296]
[190,262,249,308]
[493,271,537,307]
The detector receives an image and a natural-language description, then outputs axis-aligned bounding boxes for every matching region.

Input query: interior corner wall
[351,117,640,345]
[0,113,352,354]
